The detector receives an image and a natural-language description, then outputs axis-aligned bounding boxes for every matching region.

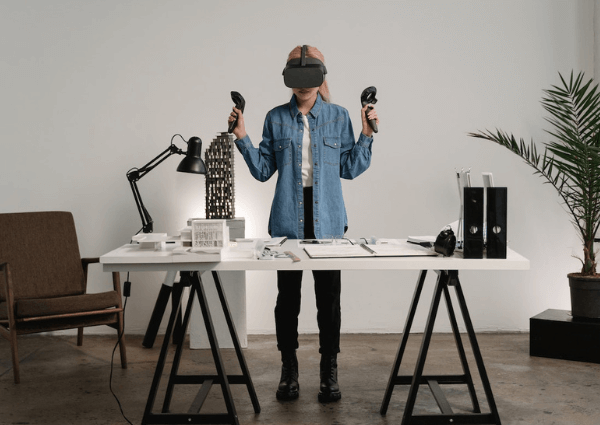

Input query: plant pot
[568,273,600,320]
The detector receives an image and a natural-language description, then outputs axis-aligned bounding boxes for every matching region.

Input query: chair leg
[9,327,20,384]
[77,327,84,346]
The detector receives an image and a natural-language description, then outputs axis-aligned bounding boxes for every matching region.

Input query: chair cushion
[13,291,120,319]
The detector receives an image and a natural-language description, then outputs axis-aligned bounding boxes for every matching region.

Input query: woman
[228,45,379,403]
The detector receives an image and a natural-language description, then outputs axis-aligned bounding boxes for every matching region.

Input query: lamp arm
[126,144,184,233]
[129,179,153,233]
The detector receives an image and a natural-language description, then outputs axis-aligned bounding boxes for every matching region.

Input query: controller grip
[228,114,238,134]
[228,91,245,134]
[366,105,378,133]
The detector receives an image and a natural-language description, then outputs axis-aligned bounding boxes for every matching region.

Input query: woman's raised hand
[361,104,379,138]
[229,107,247,140]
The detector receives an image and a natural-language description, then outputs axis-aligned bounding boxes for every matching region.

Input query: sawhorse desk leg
[143,271,185,349]
[380,270,501,425]
[142,271,260,425]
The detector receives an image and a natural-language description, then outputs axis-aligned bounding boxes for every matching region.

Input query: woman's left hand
[361,104,379,137]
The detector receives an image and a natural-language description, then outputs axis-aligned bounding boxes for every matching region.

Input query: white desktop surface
[101,239,529,272]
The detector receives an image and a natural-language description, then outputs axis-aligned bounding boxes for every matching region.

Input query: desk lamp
[126,134,206,348]
[127,135,206,233]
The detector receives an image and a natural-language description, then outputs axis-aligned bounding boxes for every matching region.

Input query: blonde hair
[287,45,331,103]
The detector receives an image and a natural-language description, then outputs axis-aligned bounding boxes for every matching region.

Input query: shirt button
[313,144,316,147]
[314,162,317,166]
[298,182,301,185]
[298,145,301,148]
[315,201,318,204]
[300,202,303,205]
[315,219,319,223]
[279,145,282,149]
[300,219,303,223]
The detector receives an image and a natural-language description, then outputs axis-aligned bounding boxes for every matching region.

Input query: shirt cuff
[234,135,252,153]
[357,132,374,148]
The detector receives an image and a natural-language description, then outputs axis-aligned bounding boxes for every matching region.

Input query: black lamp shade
[177,137,206,174]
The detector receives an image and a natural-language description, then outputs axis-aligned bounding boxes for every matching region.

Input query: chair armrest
[80,258,123,301]
[81,257,100,268]
[0,262,17,327]
[81,258,100,291]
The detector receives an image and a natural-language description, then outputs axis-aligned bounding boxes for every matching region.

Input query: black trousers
[275,187,342,355]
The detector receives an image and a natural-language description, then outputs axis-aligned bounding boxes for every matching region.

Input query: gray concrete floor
[1,333,599,425]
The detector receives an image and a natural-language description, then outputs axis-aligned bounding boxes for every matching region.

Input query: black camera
[434,227,456,257]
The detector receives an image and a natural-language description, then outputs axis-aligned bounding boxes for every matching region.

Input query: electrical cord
[109,272,132,424]
[171,133,187,146]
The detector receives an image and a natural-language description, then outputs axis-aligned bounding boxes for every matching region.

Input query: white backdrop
[1,0,597,335]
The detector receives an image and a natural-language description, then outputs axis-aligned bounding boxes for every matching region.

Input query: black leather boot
[318,353,341,402]
[276,350,299,400]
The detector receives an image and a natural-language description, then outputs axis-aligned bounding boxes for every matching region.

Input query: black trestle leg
[143,283,173,348]
[142,277,185,423]
[453,274,502,424]
[171,279,187,345]
[442,281,481,413]
[212,271,261,414]
[162,275,197,413]
[380,270,501,425]
[193,272,240,425]
[400,271,447,425]
[141,270,254,425]
[380,270,428,415]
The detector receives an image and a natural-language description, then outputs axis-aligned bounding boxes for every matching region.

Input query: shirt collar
[289,92,323,119]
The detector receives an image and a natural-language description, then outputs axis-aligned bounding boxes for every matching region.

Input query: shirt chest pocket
[273,138,292,166]
[323,136,341,166]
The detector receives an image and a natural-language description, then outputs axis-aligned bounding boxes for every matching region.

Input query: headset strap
[301,45,307,67]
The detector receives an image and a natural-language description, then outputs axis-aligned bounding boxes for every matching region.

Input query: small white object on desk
[132,233,173,250]
[264,236,288,247]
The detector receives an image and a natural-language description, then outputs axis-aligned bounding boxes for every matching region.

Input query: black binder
[463,187,484,258]
[486,187,507,259]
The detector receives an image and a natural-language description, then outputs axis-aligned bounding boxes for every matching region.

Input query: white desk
[102,239,528,272]
[101,240,529,425]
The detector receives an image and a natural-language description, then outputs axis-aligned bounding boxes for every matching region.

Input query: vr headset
[282,45,327,88]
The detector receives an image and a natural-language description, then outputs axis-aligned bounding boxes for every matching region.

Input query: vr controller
[361,86,378,134]
[228,91,245,134]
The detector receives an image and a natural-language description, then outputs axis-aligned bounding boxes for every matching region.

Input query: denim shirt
[234,93,373,239]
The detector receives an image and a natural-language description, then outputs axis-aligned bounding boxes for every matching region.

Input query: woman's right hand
[229,107,247,140]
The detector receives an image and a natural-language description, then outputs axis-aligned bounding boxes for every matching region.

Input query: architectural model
[205,132,235,219]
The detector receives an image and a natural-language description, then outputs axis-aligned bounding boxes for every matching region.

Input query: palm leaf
[469,71,600,275]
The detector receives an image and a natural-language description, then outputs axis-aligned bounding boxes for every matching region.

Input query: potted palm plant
[469,71,600,319]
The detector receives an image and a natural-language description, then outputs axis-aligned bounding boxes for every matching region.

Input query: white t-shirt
[301,114,313,187]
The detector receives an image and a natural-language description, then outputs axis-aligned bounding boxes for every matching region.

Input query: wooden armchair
[0,211,127,383]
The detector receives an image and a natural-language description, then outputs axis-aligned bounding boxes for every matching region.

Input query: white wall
[0,0,595,335]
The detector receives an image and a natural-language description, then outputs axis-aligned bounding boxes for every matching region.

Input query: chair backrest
[0,211,85,301]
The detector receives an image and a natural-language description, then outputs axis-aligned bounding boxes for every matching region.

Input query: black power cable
[109,273,132,424]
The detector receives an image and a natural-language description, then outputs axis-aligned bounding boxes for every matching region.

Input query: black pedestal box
[530,309,600,364]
